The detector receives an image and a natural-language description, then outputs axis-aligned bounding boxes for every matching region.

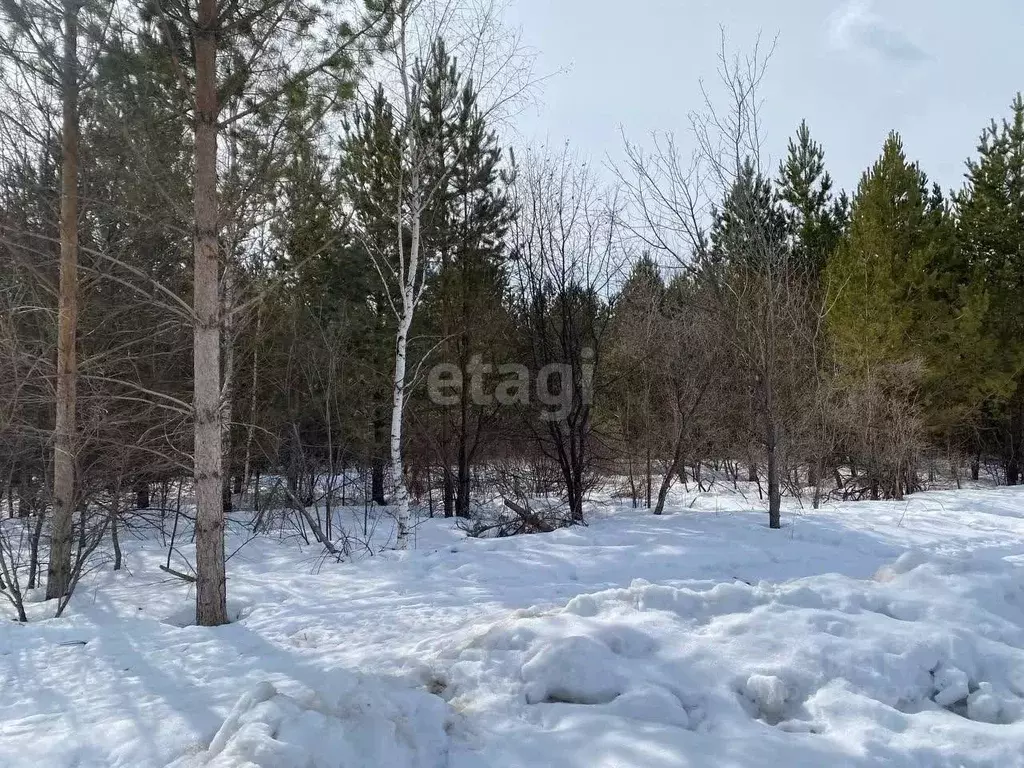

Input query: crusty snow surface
[2,485,1024,767]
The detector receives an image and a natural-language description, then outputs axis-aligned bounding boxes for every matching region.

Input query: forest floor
[2,482,1024,767]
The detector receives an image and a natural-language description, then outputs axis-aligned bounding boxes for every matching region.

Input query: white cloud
[829,0,928,63]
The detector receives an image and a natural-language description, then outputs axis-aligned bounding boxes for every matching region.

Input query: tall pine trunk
[47,0,79,601]
[192,0,227,626]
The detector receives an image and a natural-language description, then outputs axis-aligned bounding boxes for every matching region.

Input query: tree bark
[1009,384,1023,486]
[28,510,45,590]
[47,0,80,601]
[767,424,781,530]
[442,467,454,518]
[391,309,413,548]
[241,306,262,501]
[134,480,149,510]
[111,493,122,571]
[654,423,687,515]
[456,453,471,518]
[221,269,235,515]
[455,368,471,518]
[192,0,227,626]
[371,415,387,504]
[645,444,652,509]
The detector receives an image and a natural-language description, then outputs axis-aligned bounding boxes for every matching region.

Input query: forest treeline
[1,0,1023,623]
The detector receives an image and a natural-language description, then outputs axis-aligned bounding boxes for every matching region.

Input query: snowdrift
[5,488,1024,767]
[169,677,453,768]
[427,550,1024,767]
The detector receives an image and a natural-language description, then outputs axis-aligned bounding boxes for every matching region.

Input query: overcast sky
[503,0,1024,195]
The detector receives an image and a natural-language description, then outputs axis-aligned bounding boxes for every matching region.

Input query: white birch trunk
[390,310,412,549]
[391,201,421,550]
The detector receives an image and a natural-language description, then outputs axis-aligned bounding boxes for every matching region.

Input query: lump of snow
[932,664,970,708]
[564,593,600,617]
[522,635,625,705]
[593,625,658,658]
[601,686,691,729]
[873,550,928,582]
[966,688,1007,724]
[170,679,452,768]
[743,674,790,721]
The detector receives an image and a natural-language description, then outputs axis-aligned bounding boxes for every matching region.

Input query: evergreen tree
[709,158,788,270]
[776,121,847,279]
[955,94,1024,482]
[825,132,938,497]
[349,40,513,519]
[827,132,933,370]
[433,71,513,518]
[338,86,405,504]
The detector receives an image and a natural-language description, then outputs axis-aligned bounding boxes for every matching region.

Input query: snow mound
[169,679,452,768]
[931,663,970,708]
[522,635,625,704]
[431,551,1024,765]
[966,682,1024,724]
[742,674,790,722]
[598,685,693,729]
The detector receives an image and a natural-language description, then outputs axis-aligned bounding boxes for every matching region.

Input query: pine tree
[955,94,1024,482]
[709,158,788,270]
[141,0,379,623]
[826,132,937,498]
[338,86,405,505]
[427,59,513,519]
[827,133,933,369]
[0,0,120,599]
[776,121,847,279]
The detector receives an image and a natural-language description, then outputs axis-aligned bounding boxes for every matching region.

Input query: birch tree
[345,0,532,548]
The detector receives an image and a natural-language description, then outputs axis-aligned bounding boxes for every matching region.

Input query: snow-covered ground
[2,485,1024,767]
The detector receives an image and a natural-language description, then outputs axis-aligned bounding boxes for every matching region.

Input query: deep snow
[2,485,1024,766]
